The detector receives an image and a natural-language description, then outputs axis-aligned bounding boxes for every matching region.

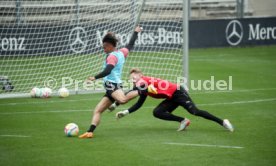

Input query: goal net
[0,0,185,96]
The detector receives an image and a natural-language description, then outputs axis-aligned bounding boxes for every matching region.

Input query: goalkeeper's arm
[116,94,147,119]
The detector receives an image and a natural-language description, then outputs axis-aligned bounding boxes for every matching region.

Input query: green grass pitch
[0,46,276,166]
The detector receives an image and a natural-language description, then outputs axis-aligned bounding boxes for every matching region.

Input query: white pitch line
[191,59,272,63]
[164,142,244,149]
[0,98,275,115]
[0,106,153,115]
[191,88,276,94]
[0,98,98,106]
[0,109,90,115]
[0,88,275,106]
[0,134,31,138]
[198,98,276,106]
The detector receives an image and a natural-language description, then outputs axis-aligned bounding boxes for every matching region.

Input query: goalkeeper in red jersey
[113,68,234,132]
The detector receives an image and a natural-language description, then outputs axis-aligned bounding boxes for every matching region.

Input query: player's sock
[196,110,223,125]
[188,108,223,125]
[87,124,96,132]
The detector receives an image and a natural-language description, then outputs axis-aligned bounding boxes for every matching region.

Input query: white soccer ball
[41,87,52,98]
[30,87,39,98]
[30,87,41,98]
[64,123,79,137]
[58,87,69,98]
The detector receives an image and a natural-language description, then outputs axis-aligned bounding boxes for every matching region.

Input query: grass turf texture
[0,45,276,166]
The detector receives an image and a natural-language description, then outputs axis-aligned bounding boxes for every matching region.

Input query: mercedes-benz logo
[226,20,243,46]
[69,27,88,53]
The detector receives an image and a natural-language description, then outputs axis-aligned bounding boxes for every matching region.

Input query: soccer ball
[30,87,41,98]
[30,87,39,97]
[41,87,52,98]
[58,87,69,98]
[64,123,79,137]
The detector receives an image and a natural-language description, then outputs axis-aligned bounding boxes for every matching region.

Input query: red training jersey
[136,76,178,99]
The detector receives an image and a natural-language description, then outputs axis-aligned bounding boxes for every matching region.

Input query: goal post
[0,0,189,97]
[183,0,190,87]
[123,0,189,85]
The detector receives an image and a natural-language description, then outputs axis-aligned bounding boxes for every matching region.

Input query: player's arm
[88,55,117,81]
[116,93,147,119]
[128,93,147,113]
[118,26,142,59]
[93,64,114,79]
[125,26,142,51]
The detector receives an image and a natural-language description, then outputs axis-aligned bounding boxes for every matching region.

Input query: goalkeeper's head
[102,32,118,53]
[129,68,143,84]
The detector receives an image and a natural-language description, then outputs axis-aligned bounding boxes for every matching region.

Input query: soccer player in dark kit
[113,68,234,132]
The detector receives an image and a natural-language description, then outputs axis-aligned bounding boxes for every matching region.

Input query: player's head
[102,32,118,53]
[129,68,143,83]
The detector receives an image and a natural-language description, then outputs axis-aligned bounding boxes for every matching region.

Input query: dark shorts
[171,87,196,110]
[103,81,123,102]
[155,87,196,112]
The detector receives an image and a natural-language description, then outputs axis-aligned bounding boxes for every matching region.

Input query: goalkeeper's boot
[108,103,117,112]
[223,119,234,132]
[177,118,190,131]
[79,132,94,138]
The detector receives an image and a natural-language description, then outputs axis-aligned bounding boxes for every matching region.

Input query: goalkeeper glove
[116,110,129,119]
[147,84,158,94]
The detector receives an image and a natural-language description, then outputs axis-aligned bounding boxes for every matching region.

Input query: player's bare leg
[111,89,129,104]
[79,97,112,138]
[111,84,156,105]
[108,84,156,111]
[91,97,113,125]
[108,90,139,112]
